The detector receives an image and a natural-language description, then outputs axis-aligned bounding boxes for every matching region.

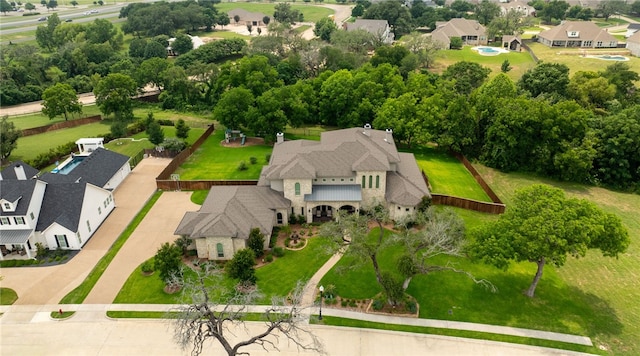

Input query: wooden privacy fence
[21,115,102,137]
[157,180,258,191]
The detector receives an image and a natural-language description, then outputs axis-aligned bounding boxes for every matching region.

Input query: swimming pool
[472,46,509,56]
[52,156,85,175]
[590,55,629,61]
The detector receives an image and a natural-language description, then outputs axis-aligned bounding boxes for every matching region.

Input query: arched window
[369,175,372,188]
[361,175,366,188]
[277,212,283,224]
[295,182,300,196]
[216,243,224,258]
[375,175,380,189]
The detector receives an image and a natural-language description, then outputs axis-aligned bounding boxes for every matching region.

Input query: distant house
[498,0,535,16]
[537,21,618,48]
[167,35,206,56]
[175,126,430,261]
[228,9,271,27]
[0,144,131,259]
[431,18,488,48]
[626,23,640,38]
[626,30,640,57]
[345,19,394,44]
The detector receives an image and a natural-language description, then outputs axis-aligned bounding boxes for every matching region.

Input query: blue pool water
[477,47,499,53]
[53,156,85,175]
[597,55,627,61]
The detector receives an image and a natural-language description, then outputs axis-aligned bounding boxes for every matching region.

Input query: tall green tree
[93,73,137,122]
[313,17,338,41]
[35,13,61,51]
[171,33,193,55]
[518,62,570,99]
[601,62,639,103]
[471,184,629,298]
[0,116,21,161]
[146,120,165,145]
[247,228,265,257]
[212,87,254,130]
[41,83,82,121]
[226,248,257,284]
[363,0,414,37]
[475,0,501,25]
[442,61,491,95]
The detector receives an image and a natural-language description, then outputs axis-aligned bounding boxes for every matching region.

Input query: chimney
[276,132,284,144]
[14,164,27,180]
[385,128,393,143]
[363,123,372,136]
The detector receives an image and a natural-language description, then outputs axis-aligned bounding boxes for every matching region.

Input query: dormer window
[567,31,579,38]
[3,202,11,211]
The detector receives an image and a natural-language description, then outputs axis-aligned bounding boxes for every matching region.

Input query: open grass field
[175,129,273,180]
[475,165,640,355]
[433,46,536,80]
[7,105,103,130]
[405,145,491,202]
[216,3,334,23]
[526,41,640,75]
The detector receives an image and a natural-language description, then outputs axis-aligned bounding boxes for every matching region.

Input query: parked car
[90,9,99,13]
[65,19,73,22]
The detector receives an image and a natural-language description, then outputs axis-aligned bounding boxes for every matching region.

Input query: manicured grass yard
[475,164,640,355]
[255,237,333,303]
[7,105,103,130]
[216,3,334,23]
[526,41,640,76]
[433,46,536,80]
[406,146,491,202]
[175,129,273,180]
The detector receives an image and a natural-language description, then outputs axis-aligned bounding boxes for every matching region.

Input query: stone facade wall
[283,178,312,218]
[356,170,386,207]
[388,203,417,221]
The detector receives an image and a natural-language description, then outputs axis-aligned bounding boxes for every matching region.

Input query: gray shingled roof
[0,180,38,216]
[433,18,486,39]
[265,128,400,180]
[385,152,430,206]
[538,21,618,44]
[40,148,129,188]
[628,30,640,44]
[346,19,389,35]
[36,183,87,232]
[0,161,39,180]
[175,186,290,240]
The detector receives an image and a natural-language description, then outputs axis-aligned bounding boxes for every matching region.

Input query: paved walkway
[0,157,171,305]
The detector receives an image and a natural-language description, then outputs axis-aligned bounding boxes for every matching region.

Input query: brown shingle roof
[385,152,430,206]
[538,21,618,44]
[433,18,486,39]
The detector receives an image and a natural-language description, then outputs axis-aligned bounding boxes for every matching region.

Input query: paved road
[0,306,595,356]
[0,157,171,305]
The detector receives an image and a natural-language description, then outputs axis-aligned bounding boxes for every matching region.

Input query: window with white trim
[14,217,25,224]
[55,234,69,248]
[0,217,10,225]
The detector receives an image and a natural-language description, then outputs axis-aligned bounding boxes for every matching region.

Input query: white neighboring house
[167,35,206,56]
[0,145,130,259]
[175,126,430,260]
[345,19,395,44]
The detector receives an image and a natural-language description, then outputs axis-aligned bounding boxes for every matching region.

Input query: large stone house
[626,30,640,57]
[537,21,618,48]
[0,143,130,259]
[175,126,430,260]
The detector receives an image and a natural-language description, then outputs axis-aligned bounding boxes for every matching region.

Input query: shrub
[372,299,385,311]
[265,254,273,262]
[141,260,154,273]
[265,153,271,163]
[35,242,47,258]
[157,119,174,126]
[237,161,248,171]
[226,248,257,283]
[284,239,290,248]
[272,247,285,257]
[161,137,186,152]
[269,227,279,248]
[341,299,348,307]
[349,300,357,307]
[406,300,417,313]
[247,228,265,257]
[249,156,257,164]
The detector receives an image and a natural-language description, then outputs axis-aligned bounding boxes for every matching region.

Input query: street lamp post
[318,285,324,321]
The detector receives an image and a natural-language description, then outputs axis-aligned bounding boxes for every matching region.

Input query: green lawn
[7,105,103,129]
[255,237,333,303]
[475,165,640,355]
[526,41,640,76]
[405,146,491,202]
[0,288,18,305]
[216,3,334,23]
[12,121,112,162]
[175,129,273,180]
[434,46,536,80]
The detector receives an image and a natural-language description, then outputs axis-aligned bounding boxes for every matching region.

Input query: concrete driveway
[0,157,171,305]
[84,191,198,304]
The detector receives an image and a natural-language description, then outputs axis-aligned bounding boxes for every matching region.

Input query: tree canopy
[471,184,629,297]
[41,83,82,121]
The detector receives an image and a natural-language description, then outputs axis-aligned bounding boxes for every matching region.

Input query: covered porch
[304,185,361,223]
[1,230,35,260]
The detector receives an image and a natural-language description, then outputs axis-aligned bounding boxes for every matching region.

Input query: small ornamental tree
[247,228,265,257]
[146,120,165,145]
[154,242,182,285]
[226,248,256,284]
[175,118,190,139]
